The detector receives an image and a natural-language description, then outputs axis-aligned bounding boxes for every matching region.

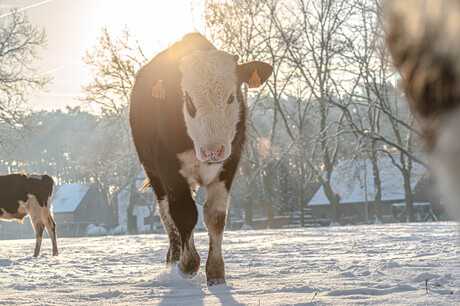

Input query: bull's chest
[177,150,223,188]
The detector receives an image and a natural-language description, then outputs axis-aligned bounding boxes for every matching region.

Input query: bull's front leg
[155,152,201,276]
[157,197,181,264]
[167,187,201,277]
[148,175,182,265]
[204,180,229,285]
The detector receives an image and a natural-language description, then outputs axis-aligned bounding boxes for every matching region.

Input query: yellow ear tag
[152,79,165,99]
[248,69,261,88]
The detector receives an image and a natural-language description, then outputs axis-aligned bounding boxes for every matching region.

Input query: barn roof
[308,155,427,206]
[52,183,92,213]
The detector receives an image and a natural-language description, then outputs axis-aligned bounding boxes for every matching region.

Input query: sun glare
[86,0,206,56]
[13,0,207,110]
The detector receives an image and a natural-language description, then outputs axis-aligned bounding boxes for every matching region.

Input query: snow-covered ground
[0,222,458,305]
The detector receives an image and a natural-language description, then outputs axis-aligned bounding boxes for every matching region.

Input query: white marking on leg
[206,181,229,214]
[204,180,229,283]
[158,198,180,239]
[26,174,43,180]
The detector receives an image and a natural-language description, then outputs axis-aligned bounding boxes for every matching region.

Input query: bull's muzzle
[200,145,226,163]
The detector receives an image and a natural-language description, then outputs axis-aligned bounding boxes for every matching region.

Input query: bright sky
[0,0,206,110]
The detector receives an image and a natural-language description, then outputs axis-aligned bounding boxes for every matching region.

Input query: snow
[138,225,152,234]
[52,183,92,213]
[0,222,458,305]
[86,225,108,236]
[112,225,128,235]
[309,156,426,205]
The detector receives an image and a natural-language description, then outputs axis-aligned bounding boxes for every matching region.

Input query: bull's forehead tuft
[180,50,238,97]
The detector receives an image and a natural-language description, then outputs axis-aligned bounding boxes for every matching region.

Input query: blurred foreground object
[383,0,460,220]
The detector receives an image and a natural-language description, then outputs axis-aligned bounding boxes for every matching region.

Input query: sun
[86,0,206,56]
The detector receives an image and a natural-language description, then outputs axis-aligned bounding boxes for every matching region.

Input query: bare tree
[206,0,300,228]
[0,10,50,153]
[330,0,426,222]
[267,0,357,224]
[80,27,148,213]
[206,0,430,225]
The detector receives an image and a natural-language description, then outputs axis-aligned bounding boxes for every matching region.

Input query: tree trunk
[324,183,340,224]
[428,170,442,220]
[244,194,254,227]
[264,171,275,228]
[403,172,415,222]
[127,182,138,233]
[370,147,382,222]
[299,180,305,227]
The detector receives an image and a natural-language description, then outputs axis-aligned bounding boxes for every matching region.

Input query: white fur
[177,149,223,188]
[157,197,179,238]
[179,50,240,162]
[206,181,229,214]
[27,195,43,227]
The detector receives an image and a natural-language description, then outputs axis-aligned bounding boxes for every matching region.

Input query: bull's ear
[237,61,273,88]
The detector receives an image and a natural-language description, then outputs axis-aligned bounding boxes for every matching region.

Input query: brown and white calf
[0,174,58,257]
[129,33,272,285]
[383,0,460,219]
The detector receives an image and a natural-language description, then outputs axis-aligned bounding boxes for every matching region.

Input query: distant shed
[53,183,113,223]
[308,156,429,222]
[53,183,115,236]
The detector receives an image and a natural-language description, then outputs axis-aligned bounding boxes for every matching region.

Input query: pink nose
[200,145,225,162]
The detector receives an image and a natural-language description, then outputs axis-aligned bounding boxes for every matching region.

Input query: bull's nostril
[200,145,226,161]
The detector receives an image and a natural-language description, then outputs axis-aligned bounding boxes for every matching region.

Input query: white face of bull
[180,50,240,163]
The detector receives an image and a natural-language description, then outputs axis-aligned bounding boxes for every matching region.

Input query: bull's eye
[184,92,196,118]
[227,93,236,105]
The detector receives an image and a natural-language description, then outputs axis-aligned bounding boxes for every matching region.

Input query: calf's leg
[27,196,44,257]
[42,205,58,256]
[204,181,229,285]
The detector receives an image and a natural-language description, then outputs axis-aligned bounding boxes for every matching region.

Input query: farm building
[52,183,115,236]
[307,156,436,224]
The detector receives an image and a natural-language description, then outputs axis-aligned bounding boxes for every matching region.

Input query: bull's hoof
[53,252,59,256]
[207,278,226,286]
[178,266,197,279]
[33,253,39,257]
